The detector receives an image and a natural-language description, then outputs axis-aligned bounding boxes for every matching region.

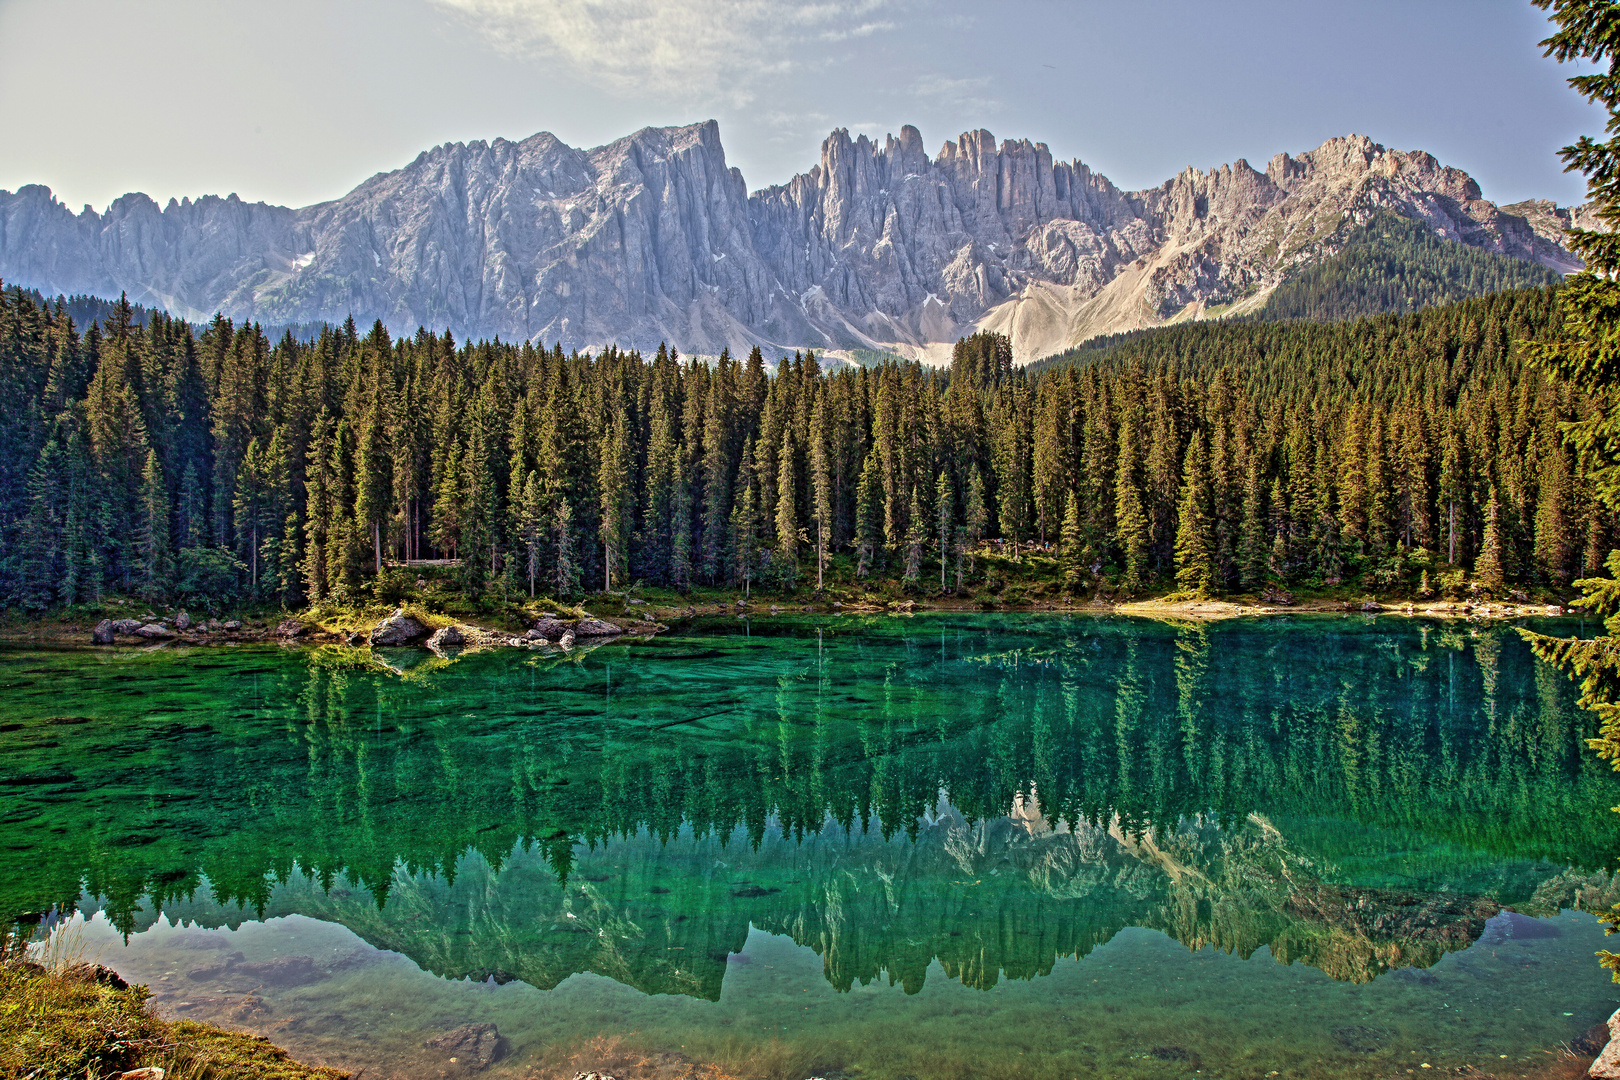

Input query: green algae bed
[2,613,1619,1080]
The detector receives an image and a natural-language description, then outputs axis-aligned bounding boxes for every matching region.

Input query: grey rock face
[370,609,429,646]
[573,618,623,637]
[427,624,466,652]
[0,125,1588,362]
[531,616,568,641]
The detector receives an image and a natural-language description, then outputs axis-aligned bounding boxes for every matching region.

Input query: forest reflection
[4,615,1616,996]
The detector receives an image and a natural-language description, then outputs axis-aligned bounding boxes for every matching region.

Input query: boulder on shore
[276,618,306,638]
[427,624,466,652]
[91,619,114,645]
[531,617,568,641]
[110,618,144,635]
[574,618,623,637]
[557,630,576,649]
[174,610,191,631]
[135,623,175,639]
[371,608,429,646]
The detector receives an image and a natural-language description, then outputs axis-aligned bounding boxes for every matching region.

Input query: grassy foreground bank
[0,947,346,1080]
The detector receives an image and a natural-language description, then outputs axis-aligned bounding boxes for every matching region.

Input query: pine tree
[302,411,334,601]
[599,415,629,593]
[554,495,580,597]
[810,394,833,592]
[1115,423,1149,589]
[936,469,955,591]
[518,471,544,597]
[731,438,761,598]
[1535,415,1575,584]
[1478,486,1507,592]
[904,483,925,582]
[775,428,799,587]
[1174,431,1215,596]
[355,364,392,575]
[1238,454,1268,590]
[1060,487,1084,586]
[855,447,882,578]
[136,448,170,600]
[431,439,465,561]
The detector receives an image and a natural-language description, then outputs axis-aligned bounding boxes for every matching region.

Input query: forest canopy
[0,281,1601,610]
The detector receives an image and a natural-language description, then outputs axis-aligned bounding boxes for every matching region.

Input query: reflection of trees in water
[6,618,1618,988]
[83,803,1584,999]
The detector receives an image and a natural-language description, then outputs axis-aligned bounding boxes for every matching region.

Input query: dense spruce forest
[0,280,1601,611]
[1256,212,1564,323]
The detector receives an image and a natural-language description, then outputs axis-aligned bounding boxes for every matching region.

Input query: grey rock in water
[427,624,466,652]
[557,630,576,650]
[174,610,191,630]
[425,1022,502,1070]
[276,618,306,637]
[573,618,622,636]
[0,125,1590,362]
[110,618,144,634]
[135,623,174,639]
[231,954,323,986]
[370,608,429,646]
[91,619,114,645]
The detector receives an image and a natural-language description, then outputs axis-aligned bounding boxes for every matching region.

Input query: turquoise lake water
[2,614,1619,1079]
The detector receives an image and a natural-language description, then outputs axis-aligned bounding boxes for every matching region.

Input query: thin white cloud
[430,0,906,108]
[821,20,895,41]
[913,72,999,112]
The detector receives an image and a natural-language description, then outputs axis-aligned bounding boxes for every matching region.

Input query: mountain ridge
[0,121,1594,361]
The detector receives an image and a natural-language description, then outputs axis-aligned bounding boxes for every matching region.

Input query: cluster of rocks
[366,608,630,656]
[91,611,241,644]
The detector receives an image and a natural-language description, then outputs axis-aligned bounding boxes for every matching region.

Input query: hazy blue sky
[0,0,1602,213]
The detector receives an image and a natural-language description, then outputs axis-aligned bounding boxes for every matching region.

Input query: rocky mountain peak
[0,124,1587,363]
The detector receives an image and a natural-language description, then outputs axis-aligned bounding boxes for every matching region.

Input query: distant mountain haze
[0,121,1592,362]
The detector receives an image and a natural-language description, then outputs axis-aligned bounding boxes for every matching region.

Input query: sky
[0,0,1604,214]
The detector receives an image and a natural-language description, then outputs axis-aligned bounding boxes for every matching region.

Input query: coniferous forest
[0,279,1602,612]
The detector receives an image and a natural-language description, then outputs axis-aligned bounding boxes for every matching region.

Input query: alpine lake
[4,612,1620,1080]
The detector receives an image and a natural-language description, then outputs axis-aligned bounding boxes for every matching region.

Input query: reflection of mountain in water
[6,617,1620,995]
[85,801,1618,998]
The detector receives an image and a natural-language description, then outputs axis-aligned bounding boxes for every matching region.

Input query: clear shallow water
[3,614,1620,1080]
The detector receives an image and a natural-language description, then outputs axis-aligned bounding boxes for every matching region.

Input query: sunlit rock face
[0,124,1590,361]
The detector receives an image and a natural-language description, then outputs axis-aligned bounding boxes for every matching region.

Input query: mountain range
[0,121,1593,362]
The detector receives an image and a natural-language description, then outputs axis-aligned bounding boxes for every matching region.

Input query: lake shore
[0,592,1580,649]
